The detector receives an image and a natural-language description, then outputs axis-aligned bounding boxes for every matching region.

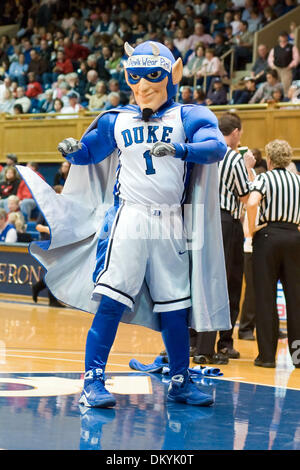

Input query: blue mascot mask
[124,41,183,109]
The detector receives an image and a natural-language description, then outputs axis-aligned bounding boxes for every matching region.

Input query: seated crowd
[0,152,69,242]
[0,0,299,112]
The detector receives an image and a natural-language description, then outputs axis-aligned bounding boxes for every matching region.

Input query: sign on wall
[0,245,47,298]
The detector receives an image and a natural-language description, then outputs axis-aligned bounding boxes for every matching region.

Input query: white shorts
[92,201,191,312]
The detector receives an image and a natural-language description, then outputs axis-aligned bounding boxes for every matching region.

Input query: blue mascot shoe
[79,369,116,408]
[167,374,214,406]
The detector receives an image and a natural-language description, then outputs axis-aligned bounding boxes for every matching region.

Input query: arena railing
[1,105,300,162]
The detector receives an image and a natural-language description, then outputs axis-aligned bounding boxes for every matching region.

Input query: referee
[247,139,300,368]
[192,112,255,364]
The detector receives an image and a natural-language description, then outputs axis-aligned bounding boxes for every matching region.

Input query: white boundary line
[0,368,299,391]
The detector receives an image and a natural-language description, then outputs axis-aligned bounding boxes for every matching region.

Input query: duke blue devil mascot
[17,41,230,407]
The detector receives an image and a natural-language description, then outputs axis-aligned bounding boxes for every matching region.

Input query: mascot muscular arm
[58,42,226,166]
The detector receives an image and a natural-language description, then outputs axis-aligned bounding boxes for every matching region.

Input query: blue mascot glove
[150,141,176,157]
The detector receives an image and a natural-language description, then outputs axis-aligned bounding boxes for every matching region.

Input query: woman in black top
[0,166,19,199]
[247,139,300,368]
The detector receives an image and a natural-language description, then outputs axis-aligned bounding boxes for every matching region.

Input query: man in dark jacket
[206,78,228,105]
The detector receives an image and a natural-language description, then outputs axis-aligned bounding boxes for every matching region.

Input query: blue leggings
[85,295,190,377]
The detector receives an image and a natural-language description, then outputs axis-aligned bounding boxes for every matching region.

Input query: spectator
[14,85,32,113]
[94,12,117,36]
[282,0,297,15]
[52,97,65,118]
[268,31,300,96]
[0,88,15,114]
[261,6,276,27]
[163,38,182,61]
[233,21,254,70]
[286,84,300,104]
[53,48,74,76]
[270,88,285,104]
[206,78,228,105]
[288,21,297,45]
[0,153,19,184]
[60,90,82,117]
[251,44,269,84]
[231,10,243,36]
[212,33,229,59]
[27,49,48,83]
[267,0,285,18]
[182,44,206,85]
[233,77,257,104]
[0,208,17,243]
[173,28,190,59]
[7,211,29,243]
[0,77,12,104]
[54,161,71,186]
[8,53,28,87]
[39,38,52,65]
[224,25,235,48]
[63,37,90,63]
[21,38,33,65]
[241,0,254,22]
[84,69,99,104]
[247,7,262,33]
[67,71,86,103]
[13,103,24,116]
[184,4,196,31]
[6,195,25,225]
[252,148,268,174]
[180,86,194,104]
[187,23,214,50]
[249,69,284,103]
[17,162,44,220]
[103,91,121,110]
[88,81,108,111]
[107,79,129,106]
[0,46,9,70]
[51,74,68,100]
[193,87,207,105]
[39,89,55,113]
[0,166,20,210]
[56,81,71,107]
[196,48,224,91]
[25,72,43,99]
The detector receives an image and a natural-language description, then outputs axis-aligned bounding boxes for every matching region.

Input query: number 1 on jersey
[143,150,156,175]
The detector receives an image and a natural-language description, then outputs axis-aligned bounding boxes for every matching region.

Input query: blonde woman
[247,140,300,368]
[0,208,17,242]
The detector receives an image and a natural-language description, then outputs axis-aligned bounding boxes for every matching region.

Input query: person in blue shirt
[8,53,28,87]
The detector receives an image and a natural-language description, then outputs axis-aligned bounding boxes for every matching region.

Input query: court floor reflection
[0,372,299,450]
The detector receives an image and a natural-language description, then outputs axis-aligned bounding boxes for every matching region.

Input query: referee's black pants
[238,252,256,336]
[191,210,244,355]
[252,222,300,365]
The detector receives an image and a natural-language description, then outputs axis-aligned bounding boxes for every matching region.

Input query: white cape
[17,113,231,332]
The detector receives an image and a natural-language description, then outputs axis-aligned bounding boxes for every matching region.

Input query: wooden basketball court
[0,294,299,450]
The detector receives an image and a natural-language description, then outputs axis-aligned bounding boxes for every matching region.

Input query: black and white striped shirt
[251,168,300,225]
[219,147,250,220]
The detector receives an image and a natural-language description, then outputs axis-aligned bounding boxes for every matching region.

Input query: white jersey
[113,106,187,206]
